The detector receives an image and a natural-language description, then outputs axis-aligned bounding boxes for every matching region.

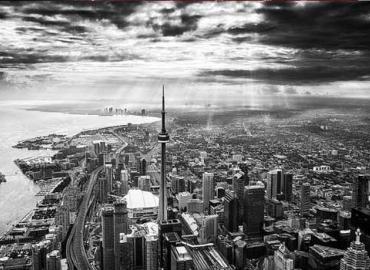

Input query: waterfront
[0,102,159,236]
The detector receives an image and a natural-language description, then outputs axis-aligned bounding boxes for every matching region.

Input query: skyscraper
[98,177,108,203]
[121,169,129,195]
[114,201,128,270]
[140,158,147,175]
[340,229,370,270]
[46,250,61,270]
[199,214,218,244]
[352,174,370,209]
[158,86,169,222]
[300,183,311,216]
[202,172,214,214]
[267,169,283,200]
[266,169,293,201]
[138,175,151,192]
[127,230,145,270]
[283,173,293,202]
[102,206,114,270]
[274,243,294,270]
[105,163,113,193]
[145,235,158,270]
[118,233,132,270]
[170,245,194,270]
[224,190,238,233]
[243,185,265,237]
[232,172,244,225]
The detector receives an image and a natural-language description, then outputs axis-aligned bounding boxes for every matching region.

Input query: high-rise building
[243,185,265,237]
[145,235,158,270]
[171,175,186,194]
[224,190,238,233]
[46,250,61,270]
[170,245,193,270]
[98,177,108,203]
[100,141,106,153]
[121,170,129,195]
[199,214,218,244]
[233,172,245,201]
[283,173,293,202]
[105,163,113,193]
[114,201,128,270]
[176,192,192,212]
[187,199,204,214]
[267,169,293,201]
[343,196,353,212]
[93,141,101,155]
[202,172,214,213]
[274,243,294,270]
[308,245,345,270]
[118,233,132,270]
[138,175,151,192]
[102,206,114,270]
[139,158,147,176]
[127,230,145,270]
[351,208,370,254]
[352,174,370,209]
[160,220,182,268]
[163,232,181,269]
[233,172,244,225]
[267,169,283,200]
[340,229,370,270]
[32,241,51,270]
[54,205,70,240]
[300,183,311,216]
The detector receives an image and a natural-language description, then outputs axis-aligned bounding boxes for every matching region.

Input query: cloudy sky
[0,1,370,107]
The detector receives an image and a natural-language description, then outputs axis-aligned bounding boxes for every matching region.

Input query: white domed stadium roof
[124,189,159,209]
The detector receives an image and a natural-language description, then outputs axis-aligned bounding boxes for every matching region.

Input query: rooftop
[123,189,159,209]
[310,245,345,259]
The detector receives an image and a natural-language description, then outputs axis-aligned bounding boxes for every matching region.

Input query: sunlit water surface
[0,103,158,236]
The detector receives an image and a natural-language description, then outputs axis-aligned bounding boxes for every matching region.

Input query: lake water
[0,102,159,236]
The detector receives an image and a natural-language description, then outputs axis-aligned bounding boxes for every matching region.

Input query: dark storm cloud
[1,1,370,99]
[0,11,7,19]
[4,1,141,29]
[0,51,69,65]
[22,15,88,33]
[227,22,275,35]
[199,64,370,85]
[254,2,370,51]
[149,13,201,37]
[195,2,370,51]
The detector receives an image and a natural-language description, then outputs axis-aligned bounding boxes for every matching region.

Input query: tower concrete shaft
[158,85,169,222]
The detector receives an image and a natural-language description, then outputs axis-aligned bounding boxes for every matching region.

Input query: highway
[66,128,156,269]
[66,166,103,270]
[67,129,127,270]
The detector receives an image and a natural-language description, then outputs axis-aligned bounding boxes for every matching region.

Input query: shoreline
[24,105,161,118]
[1,118,158,239]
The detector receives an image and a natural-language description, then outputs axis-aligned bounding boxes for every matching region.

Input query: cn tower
[158,85,169,222]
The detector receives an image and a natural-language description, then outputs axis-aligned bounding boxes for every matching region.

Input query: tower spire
[158,85,169,222]
[161,85,166,133]
[162,85,165,112]
[356,228,362,244]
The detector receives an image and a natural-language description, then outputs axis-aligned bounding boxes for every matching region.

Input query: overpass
[66,166,102,270]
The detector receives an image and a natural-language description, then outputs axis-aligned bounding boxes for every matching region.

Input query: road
[66,166,102,270]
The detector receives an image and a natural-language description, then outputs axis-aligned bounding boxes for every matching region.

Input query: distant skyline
[1,1,370,106]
